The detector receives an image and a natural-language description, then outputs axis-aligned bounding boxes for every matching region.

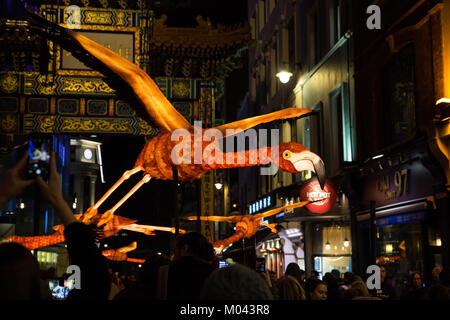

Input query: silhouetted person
[114,252,171,300]
[167,232,215,300]
[200,263,273,300]
[0,152,110,300]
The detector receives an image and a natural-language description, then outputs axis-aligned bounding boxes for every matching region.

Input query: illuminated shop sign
[249,195,273,214]
[300,177,337,214]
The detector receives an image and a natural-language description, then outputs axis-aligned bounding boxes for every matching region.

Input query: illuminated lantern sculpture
[26,11,326,228]
[185,201,310,252]
[102,241,145,264]
[7,213,186,251]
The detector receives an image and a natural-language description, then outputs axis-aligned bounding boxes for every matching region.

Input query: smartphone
[256,258,266,272]
[26,136,52,180]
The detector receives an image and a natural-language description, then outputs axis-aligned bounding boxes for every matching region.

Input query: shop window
[382,44,417,146]
[287,19,295,73]
[375,221,424,282]
[329,82,354,164]
[328,0,341,47]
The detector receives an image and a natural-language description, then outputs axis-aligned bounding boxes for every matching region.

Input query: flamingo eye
[283,150,291,159]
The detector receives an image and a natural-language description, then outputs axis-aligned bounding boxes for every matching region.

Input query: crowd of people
[1,152,450,301]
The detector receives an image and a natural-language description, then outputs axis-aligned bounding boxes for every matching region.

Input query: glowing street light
[276,71,293,84]
[215,182,223,190]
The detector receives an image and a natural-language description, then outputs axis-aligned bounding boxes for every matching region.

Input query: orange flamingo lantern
[26,12,327,229]
[185,201,310,252]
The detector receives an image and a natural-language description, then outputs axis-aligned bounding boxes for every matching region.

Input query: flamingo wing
[214,108,313,138]
[184,215,239,223]
[252,200,310,220]
[26,10,192,133]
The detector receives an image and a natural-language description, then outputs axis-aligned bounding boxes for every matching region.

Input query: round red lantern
[300,177,337,214]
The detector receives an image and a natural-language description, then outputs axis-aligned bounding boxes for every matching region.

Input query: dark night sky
[155,0,248,27]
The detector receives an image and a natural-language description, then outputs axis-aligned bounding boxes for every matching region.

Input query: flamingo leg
[97,174,152,226]
[81,167,143,223]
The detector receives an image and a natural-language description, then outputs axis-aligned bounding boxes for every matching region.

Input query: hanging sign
[300,177,337,214]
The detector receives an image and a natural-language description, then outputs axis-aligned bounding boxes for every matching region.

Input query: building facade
[241,0,355,278]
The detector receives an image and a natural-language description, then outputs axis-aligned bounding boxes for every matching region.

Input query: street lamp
[214,182,223,190]
[276,70,293,84]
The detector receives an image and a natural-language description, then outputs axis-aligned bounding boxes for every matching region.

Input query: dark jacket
[64,222,110,300]
[167,255,215,300]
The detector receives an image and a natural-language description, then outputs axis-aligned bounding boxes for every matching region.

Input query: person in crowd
[401,272,427,300]
[323,272,340,300]
[377,264,396,300]
[167,231,216,300]
[114,252,171,300]
[0,152,110,300]
[331,269,340,282]
[305,278,327,300]
[431,266,443,286]
[284,263,305,288]
[310,270,319,280]
[200,263,273,300]
[275,274,306,300]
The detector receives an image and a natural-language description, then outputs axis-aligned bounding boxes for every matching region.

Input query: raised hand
[0,152,35,209]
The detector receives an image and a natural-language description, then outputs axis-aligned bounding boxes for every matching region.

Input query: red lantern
[300,177,337,214]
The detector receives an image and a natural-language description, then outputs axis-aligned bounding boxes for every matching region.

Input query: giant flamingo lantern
[26,12,326,229]
[185,200,311,252]
[7,212,186,251]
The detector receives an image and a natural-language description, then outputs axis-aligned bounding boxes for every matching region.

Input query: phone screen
[255,258,266,272]
[27,137,51,180]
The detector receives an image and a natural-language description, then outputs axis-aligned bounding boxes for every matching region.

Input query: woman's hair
[277,275,306,300]
[350,280,370,297]
[0,242,42,299]
[284,263,304,284]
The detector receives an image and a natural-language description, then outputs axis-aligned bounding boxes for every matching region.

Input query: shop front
[354,151,444,286]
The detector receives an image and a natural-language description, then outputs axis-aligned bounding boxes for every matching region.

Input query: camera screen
[27,138,51,178]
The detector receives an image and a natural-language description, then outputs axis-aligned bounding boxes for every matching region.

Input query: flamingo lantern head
[278,142,326,189]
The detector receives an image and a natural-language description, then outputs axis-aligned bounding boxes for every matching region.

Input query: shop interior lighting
[436,238,442,246]
[325,242,331,250]
[215,182,223,190]
[385,244,393,253]
[343,238,350,247]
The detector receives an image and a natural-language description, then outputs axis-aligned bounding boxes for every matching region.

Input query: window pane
[382,44,416,145]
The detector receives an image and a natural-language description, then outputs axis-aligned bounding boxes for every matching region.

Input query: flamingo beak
[313,157,326,190]
[291,151,326,190]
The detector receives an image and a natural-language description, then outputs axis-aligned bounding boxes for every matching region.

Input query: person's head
[0,242,42,299]
[432,266,443,281]
[277,275,306,300]
[173,232,215,263]
[323,272,338,288]
[410,272,422,289]
[285,263,303,284]
[343,272,354,285]
[350,280,370,297]
[310,270,319,279]
[306,278,327,300]
[200,264,273,300]
[379,264,387,282]
[331,269,340,280]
